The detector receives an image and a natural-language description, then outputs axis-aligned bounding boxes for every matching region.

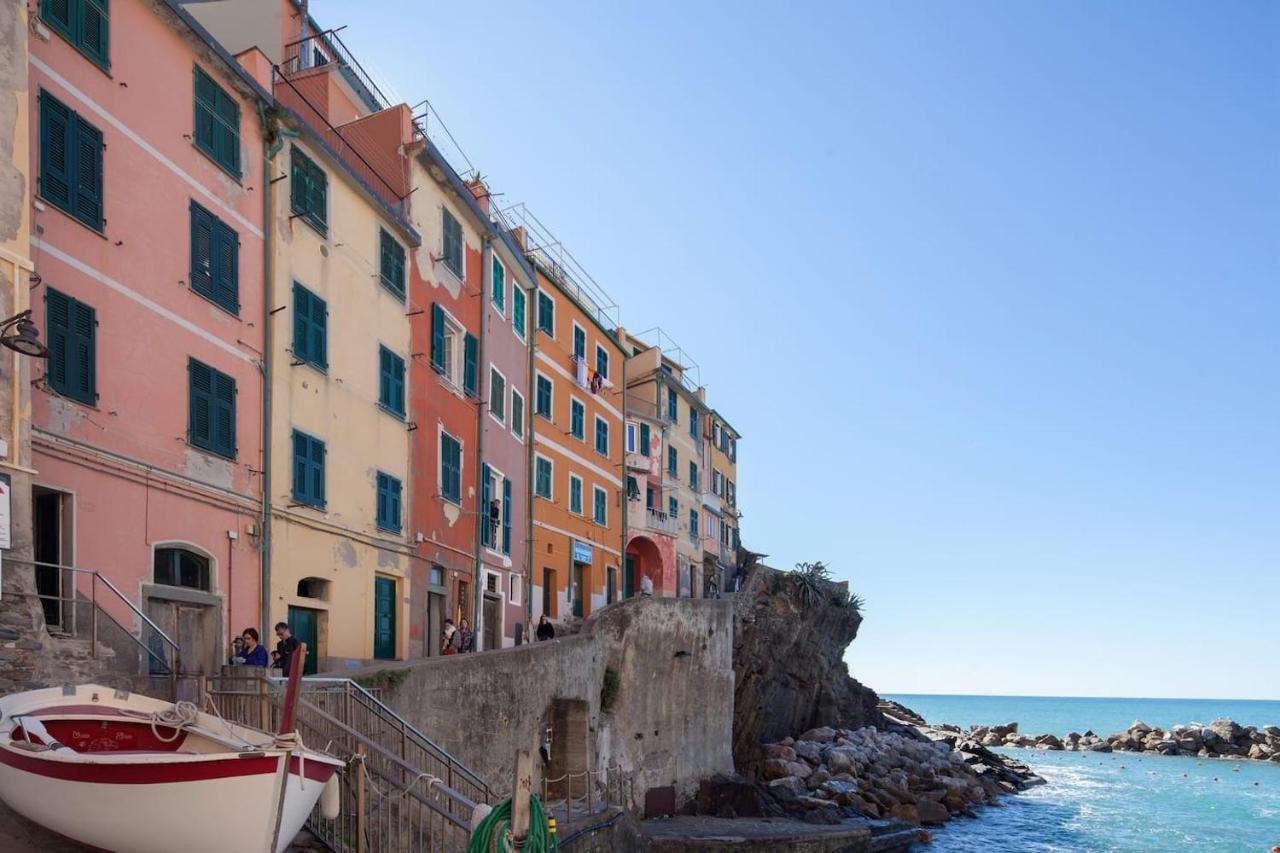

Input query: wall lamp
[0,310,48,359]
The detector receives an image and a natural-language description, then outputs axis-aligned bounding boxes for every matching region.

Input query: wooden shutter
[292,284,308,360]
[42,0,73,38]
[70,298,96,403]
[73,116,103,229]
[310,435,325,505]
[502,478,512,554]
[513,288,525,338]
[430,303,445,374]
[310,288,327,367]
[389,477,401,531]
[81,0,110,68]
[640,423,650,456]
[481,463,492,547]
[39,94,73,212]
[189,359,213,449]
[215,83,239,174]
[379,346,392,409]
[212,219,238,312]
[463,333,477,397]
[290,147,308,215]
[190,202,214,296]
[213,368,236,457]
[45,289,71,393]
[309,160,327,229]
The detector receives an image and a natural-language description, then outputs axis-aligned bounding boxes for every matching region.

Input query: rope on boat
[121,701,200,744]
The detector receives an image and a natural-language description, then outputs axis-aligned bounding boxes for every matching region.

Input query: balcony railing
[625,452,648,471]
[642,508,678,536]
[281,27,394,114]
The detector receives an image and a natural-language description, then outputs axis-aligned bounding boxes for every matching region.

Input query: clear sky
[317,0,1279,699]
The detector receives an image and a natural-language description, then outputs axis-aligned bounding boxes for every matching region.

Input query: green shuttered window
[39,90,103,231]
[535,457,552,499]
[535,375,552,419]
[291,430,326,508]
[42,0,109,70]
[689,461,699,491]
[639,422,650,456]
[594,417,609,457]
[290,146,327,234]
[380,229,405,299]
[594,486,607,526]
[376,472,402,533]
[190,201,239,313]
[570,399,585,440]
[462,333,478,397]
[193,66,240,177]
[292,283,327,369]
[511,390,525,439]
[537,291,554,336]
[512,286,526,340]
[668,388,678,421]
[667,446,677,477]
[481,463,493,548]
[569,476,583,514]
[573,325,585,360]
[378,345,406,417]
[596,346,609,380]
[501,477,512,555]
[440,432,462,504]
[45,288,96,405]
[491,257,505,313]
[188,358,236,459]
[442,208,463,277]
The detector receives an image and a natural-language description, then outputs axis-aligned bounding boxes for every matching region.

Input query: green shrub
[789,561,831,607]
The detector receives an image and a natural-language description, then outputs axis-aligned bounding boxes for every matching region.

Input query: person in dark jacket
[272,622,300,676]
[458,618,476,653]
[233,628,269,667]
[536,614,555,642]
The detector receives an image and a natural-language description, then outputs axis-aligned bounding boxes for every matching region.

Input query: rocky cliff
[732,564,885,772]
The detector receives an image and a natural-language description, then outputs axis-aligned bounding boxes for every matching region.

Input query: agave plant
[789,561,831,607]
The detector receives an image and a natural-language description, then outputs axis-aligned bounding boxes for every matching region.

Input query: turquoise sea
[885,695,1280,852]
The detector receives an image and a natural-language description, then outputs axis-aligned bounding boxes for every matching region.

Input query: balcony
[641,507,678,537]
[626,452,648,472]
[701,490,722,514]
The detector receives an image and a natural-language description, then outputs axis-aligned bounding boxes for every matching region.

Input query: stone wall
[354,596,735,810]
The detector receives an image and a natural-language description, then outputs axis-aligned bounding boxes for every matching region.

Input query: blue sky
[318,0,1279,699]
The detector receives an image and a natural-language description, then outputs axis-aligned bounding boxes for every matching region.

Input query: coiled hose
[468,794,558,853]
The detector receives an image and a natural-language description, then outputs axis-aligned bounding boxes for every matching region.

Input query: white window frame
[625,422,637,453]
[537,288,556,338]
[491,255,507,316]
[534,370,554,421]
[512,284,528,343]
[438,305,466,390]
[569,396,587,442]
[571,320,587,362]
[594,342,609,381]
[510,573,523,606]
[569,473,584,515]
[489,364,507,426]
[511,388,525,442]
[484,463,508,555]
[592,484,608,527]
[534,453,554,500]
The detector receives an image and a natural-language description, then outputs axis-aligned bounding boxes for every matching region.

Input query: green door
[623,556,635,600]
[287,605,319,676]
[572,563,584,618]
[374,577,397,660]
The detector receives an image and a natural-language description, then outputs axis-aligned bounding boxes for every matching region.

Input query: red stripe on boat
[0,747,284,784]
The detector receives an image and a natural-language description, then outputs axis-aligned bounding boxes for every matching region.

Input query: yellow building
[704,410,741,591]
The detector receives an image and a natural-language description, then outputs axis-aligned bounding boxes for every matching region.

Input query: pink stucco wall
[27,1,265,657]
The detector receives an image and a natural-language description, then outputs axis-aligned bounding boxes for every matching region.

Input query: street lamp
[0,310,48,359]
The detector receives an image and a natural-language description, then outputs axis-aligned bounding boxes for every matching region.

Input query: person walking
[442,618,459,656]
[458,618,476,653]
[272,622,300,676]
[535,614,555,642]
[232,628,269,667]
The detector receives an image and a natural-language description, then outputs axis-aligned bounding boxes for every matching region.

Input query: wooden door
[373,577,396,660]
[287,606,319,675]
[623,557,635,600]
[482,595,500,651]
[426,592,444,657]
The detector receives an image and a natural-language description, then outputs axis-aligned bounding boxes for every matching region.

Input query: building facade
[27,0,269,682]
[702,410,741,593]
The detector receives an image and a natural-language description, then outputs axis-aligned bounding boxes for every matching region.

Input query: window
[292,282,327,369]
[376,472,402,532]
[569,474,583,515]
[594,417,609,457]
[45,288,96,405]
[153,548,210,592]
[512,286,526,341]
[626,475,640,500]
[730,437,737,462]
[535,374,552,419]
[593,486,608,526]
[380,229,406,299]
[440,431,462,504]
[378,345,406,417]
[290,146,327,233]
[430,304,477,394]
[595,344,609,381]
[535,455,553,499]
[510,574,522,606]
[291,430,326,508]
[639,423,650,456]
[481,464,509,551]
[511,389,525,439]
[537,290,554,336]
[491,256,506,313]
[689,461,699,491]
[193,66,240,177]
[607,566,617,604]
[667,446,677,478]
[690,408,700,439]
[189,201,239,313]
[572,323,586,360]
[489,366,506,423]
[690,509,699,544]
[441,208,463,277]
[41,0,109,70]
[713,470,724,496]
[39,91,103,231]
[570,399,585,440]
[625,422,637,454]
[667,388,678,422]
[188,358,236,459]
[669,496,678,519]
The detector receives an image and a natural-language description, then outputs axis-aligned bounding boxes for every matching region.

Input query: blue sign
[572,540,593,564]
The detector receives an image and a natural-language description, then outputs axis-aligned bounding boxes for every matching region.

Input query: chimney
[465,176,491,214]
[509,225,528,251]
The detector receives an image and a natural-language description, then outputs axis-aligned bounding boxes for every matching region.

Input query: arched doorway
[625,535,665,597]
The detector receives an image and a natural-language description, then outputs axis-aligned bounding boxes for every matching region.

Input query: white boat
[0,682,344,853]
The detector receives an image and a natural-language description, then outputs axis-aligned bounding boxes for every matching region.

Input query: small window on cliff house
[154,548,211,592]
[297,577,330,600]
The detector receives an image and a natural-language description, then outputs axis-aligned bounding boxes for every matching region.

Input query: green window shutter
[491,257,505,311]
[669,497,678,518]
[380,230,405,298]
[71,299,96,403]
[536,376,551,417]
[375,473,387,528]
[481,463,492,547]
[39,93,72,212]
[310,160,327,231]
[47,290,97,406]
[537,292,554,335]
[41,0,73,41]
[441,434,461,503]
[668,446,677,477]
[292,431,307,502]
[310,434,326,505]
[463,333,477,397]
[502,478,512,554]
[596,346,608,379]
[573,326,585,360]
[570,400,583,439]
[212,218,238,313]
[311,289,327,367]
[376,472,402,532]
[292,283,326,368]
[639,423,650,456]
[378,346,405,416]
[212,368,235,458]
[80,0,110,69]
[188,359,212,449]
[569,477,581,514]
[290,146,326,232]
[73,115,103,229]
[595,419,608,456]
[512,287,526,339]
[190,202,213,296]
[290,147,308,215]
[45,289,71,395]
[378,346,391,410]
[512,391,524,437]
[392,352,405,415]
[442,210,462,276]
[430,303,445,374]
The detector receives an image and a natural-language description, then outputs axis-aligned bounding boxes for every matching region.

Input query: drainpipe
[524,276,536,637]
[472,236,490,650]
[259,132,275,637]
[619,341,628,598]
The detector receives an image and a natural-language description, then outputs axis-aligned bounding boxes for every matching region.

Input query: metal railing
[541,765,634,833]
[206,671,480,852]
[281,28,393,115]
[5,558,182,697]
[643,508,678,536]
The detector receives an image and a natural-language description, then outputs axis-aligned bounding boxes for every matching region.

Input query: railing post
[355,744,367,853]
[258,673,269,731]
[90,574,98,659]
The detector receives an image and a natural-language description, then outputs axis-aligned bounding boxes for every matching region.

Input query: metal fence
[541,765,634,833]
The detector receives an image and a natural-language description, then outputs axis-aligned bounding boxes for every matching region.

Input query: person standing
[536,614,555,642]
[233,628,269,667]
[272,622,300,676]
[458,618,476,653]
[442,619,459,656]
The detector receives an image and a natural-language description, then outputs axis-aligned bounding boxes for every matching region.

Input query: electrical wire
[468,793,558,853]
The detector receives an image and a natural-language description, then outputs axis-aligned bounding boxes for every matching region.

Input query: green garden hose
[468,794,559,853]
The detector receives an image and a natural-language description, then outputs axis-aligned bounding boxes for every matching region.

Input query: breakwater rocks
[960,719,1280,762]
[753,723,1043,828]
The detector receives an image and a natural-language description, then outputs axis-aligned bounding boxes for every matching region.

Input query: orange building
[503,207,625,621]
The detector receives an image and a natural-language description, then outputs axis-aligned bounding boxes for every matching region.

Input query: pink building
[27,0,268,688]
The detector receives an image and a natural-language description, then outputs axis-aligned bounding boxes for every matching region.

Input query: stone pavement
[642,815,920,852]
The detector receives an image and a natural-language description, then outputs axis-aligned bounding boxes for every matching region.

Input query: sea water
[884,695,1280,852]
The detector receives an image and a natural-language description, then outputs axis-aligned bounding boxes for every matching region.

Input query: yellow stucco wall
[265,134,413,665]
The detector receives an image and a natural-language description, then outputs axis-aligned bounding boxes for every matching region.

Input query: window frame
[291,429,327,509]
[187,357,237,460]
[595,343,609,381]
[44,287,97,406]
[38,90,104,232]
[153,546,211,593]
[378,344,407,418]
[511,388,525,442]
[290,145,328,235]
[667,446,678,478]
[534,371,553,420]
[512,285,527,342]
[441,207,464,279]
[568,473,584,515]
[491,255,506,315]
[536,288,556,337]
[292,281,328,371]
[41,0,110,71]
[593,485,608,527]
[379,228,407,300]
[625,422,637,454]
[193,65,241,179]
[534,454,553,500]
[571,321,586,361]
[488,364,507,426]
[189,200,240,315]
[569,397,586,441]
[594,415,609,457]
[375,471,403,533]
[439,429,463,505]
